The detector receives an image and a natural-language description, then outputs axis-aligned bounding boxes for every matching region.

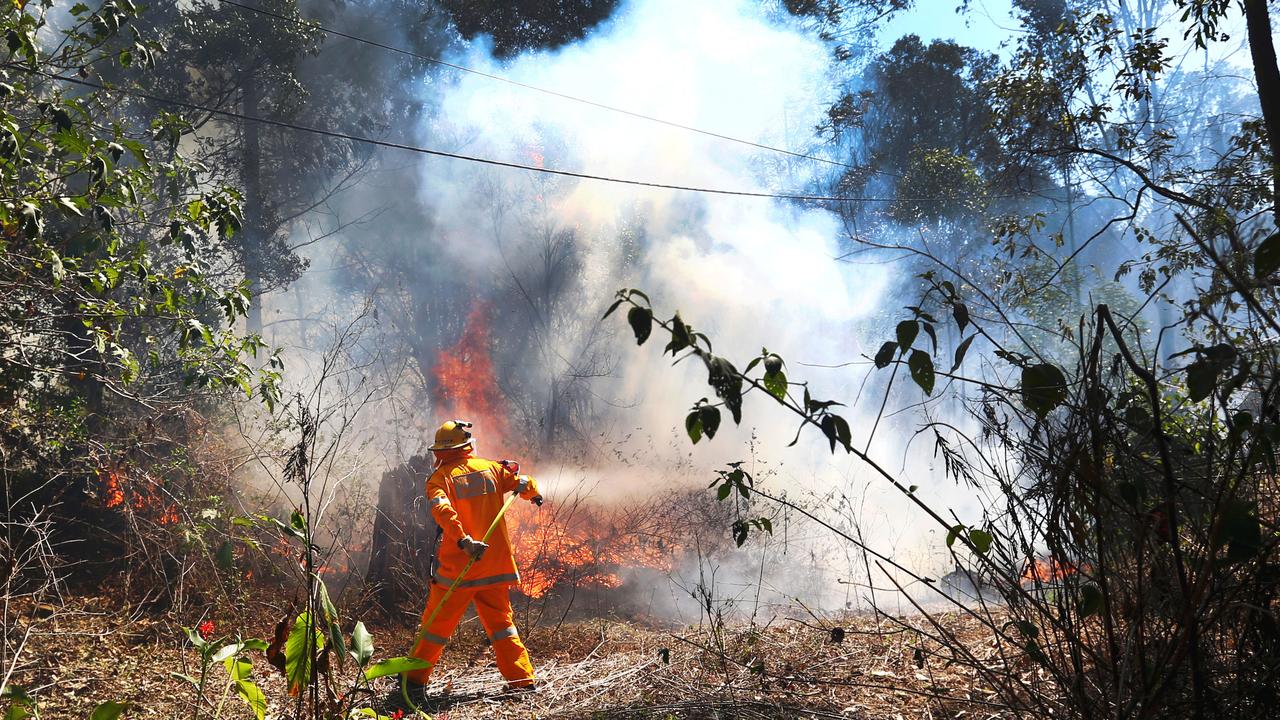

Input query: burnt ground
[9,594,1015,719]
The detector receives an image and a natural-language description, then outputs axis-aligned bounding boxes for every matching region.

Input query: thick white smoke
[412,0,891,458]
[398,0,958,612]
[274,0,977,615]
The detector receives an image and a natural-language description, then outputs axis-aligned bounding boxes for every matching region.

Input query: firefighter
[406,420,543,690]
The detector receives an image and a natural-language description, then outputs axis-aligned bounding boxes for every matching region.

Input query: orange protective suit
[406,448,541,686]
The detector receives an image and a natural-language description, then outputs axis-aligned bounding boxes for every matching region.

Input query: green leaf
[699,405,721,440]
[316,580,345,668]
[895,320,918,352]
[363,656,432,681]
[908,349,935,396]
[267,516,303,541]
[351,621,374,667]
[665,313,694,356]
[49,251,65,288]
[290,509,306,533]
[685,411,703,444]
[19,202,42,239]
[2,686,32,720]
[211,642,243,663]
[1184,344,1236,404]
[89,702,132,720]
[945,525,964,548]
[216,541,235,569]
[317,579,339,624]
[705,355,743,424]
[952,302,970,332]
[817,414,852,453]
[224,657,252,681]
[1254,231,1280,277]
[55,196,84,217]
[717,482,732,501]
[968,529,993,554]
[1077,585,1104,618]
[763,369,787,400]
[627,306,652,345]
[185,627,208,650]
[874,341,897,369]
[1186,359,1219,403]
[921,322,937,353]
[1021,363,1067,418]
[952,335,975,372]
[284,612,322,695]
[601,298,625,319]
[234,680,266,720]
[831,414,851,452]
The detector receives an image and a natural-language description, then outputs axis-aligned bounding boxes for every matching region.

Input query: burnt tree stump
[365,455,438,615]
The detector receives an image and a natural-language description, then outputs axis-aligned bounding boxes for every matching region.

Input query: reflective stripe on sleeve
[489,626,519,643]
[515,475,529,493]
[429,496,450,507]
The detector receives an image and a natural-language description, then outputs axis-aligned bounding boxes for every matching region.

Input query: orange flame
[1021,557,1087,584]
[506,503,680,598]
[431,304,683,598]
[432,304,511,456]
[98,468,179,525]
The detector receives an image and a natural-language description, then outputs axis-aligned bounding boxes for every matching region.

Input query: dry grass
[8,594,1015,719]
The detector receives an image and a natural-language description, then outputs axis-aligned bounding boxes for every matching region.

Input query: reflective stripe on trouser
[406,582,535,686]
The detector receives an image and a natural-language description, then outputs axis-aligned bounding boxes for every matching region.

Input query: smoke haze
[261,0,991,615]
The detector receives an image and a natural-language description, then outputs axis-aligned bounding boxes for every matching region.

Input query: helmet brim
[429,440,473,452]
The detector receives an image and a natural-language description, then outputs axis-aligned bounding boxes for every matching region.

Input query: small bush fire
[428,303,690,601]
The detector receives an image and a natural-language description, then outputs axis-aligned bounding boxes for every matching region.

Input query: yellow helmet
[429,420,474,451]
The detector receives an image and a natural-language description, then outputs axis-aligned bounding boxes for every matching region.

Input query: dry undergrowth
[9,595,1015,719]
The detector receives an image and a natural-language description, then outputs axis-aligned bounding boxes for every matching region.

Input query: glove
[457,535,488,561]
[531,495,543,507]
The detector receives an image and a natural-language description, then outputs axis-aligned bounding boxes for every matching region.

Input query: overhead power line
[217,0,868,175]
[44,70,895,203]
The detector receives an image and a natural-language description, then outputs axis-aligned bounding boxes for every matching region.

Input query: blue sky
[880,0,1020,55]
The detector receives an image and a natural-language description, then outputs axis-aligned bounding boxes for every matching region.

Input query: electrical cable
[41,69,911,203]
[217,0,872,175]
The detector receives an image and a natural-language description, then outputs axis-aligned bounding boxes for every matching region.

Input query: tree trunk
[364,455,437,615]
[1244,0,1280,227]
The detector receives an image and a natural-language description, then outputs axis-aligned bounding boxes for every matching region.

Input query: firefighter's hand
[457,536,488,561]
[531,495,543,507]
